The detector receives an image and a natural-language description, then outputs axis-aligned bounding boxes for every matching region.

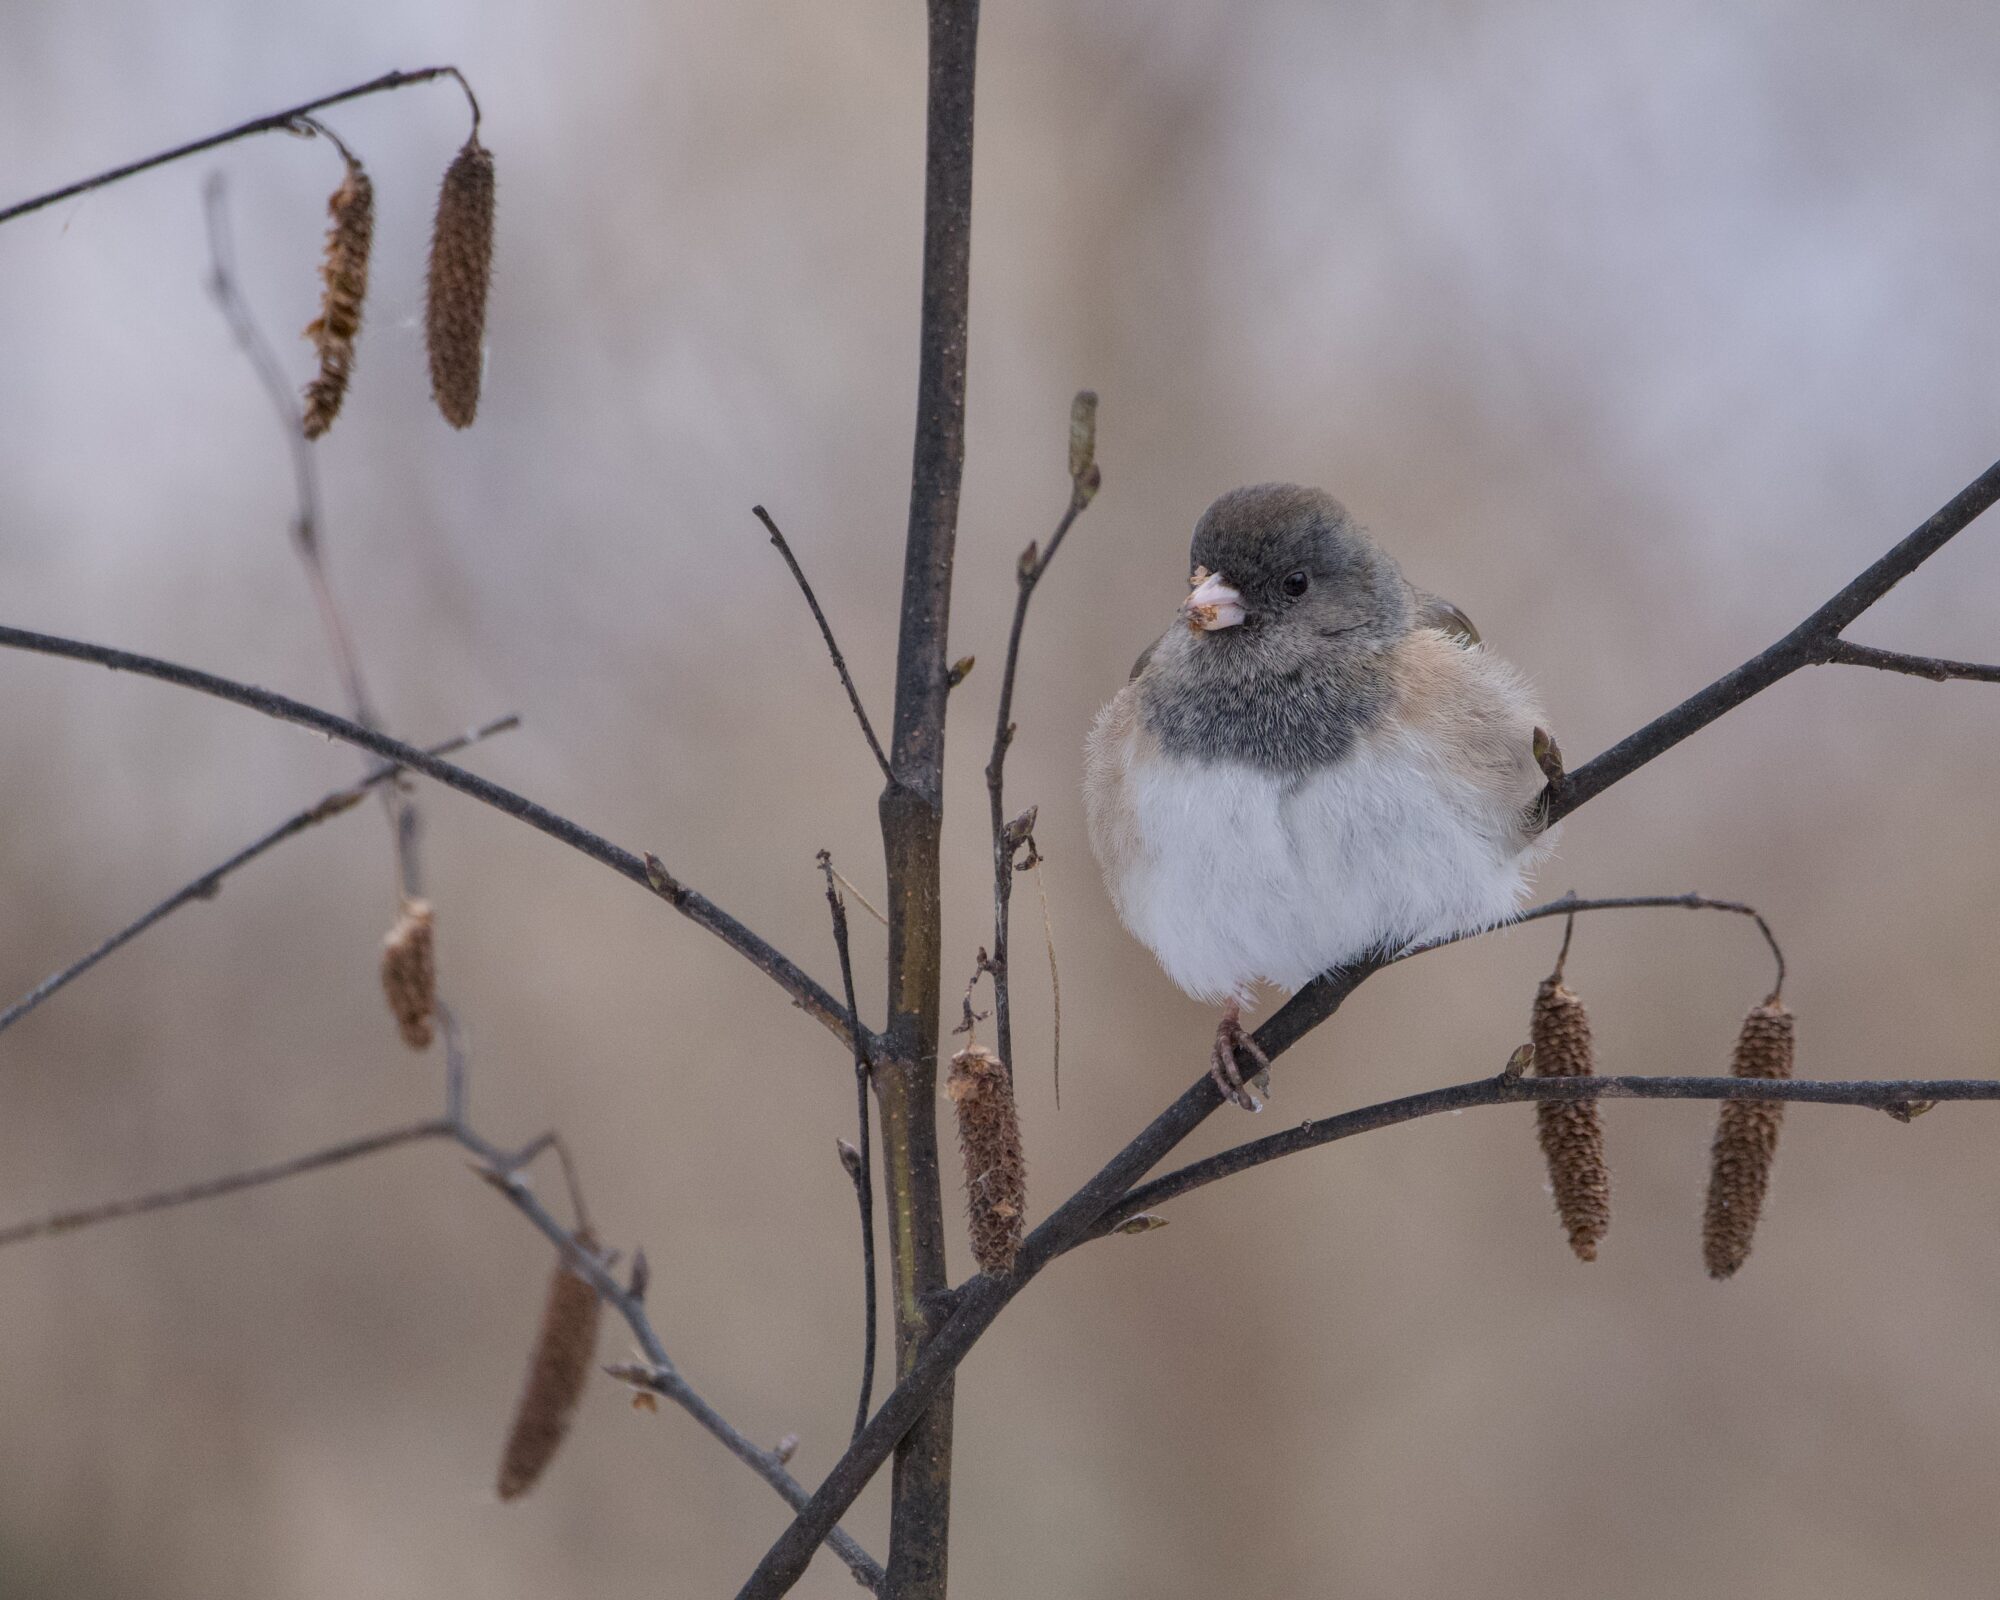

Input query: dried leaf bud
[1114,1213,1169,1235]
[1068,389,1099,483]
[380,898,436,1050]
[773,1432,800,1465]
[301,157,373,439]
[947,655,976,688]
[1530,973,1609,1261]
[1703,999,1795,1280]
[948,1043,1027,1275]
[426,137,495,428]
[497,1232,604,1500]
[836,1137,863,1181]
[630,1389,659,1413]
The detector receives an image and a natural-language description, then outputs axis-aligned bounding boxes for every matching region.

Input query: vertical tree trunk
[875,1,979,1595]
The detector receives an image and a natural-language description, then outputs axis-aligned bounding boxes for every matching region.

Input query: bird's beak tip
[1184,568,1246,632]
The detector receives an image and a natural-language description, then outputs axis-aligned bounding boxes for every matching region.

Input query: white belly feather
[1086,708,1548,1004]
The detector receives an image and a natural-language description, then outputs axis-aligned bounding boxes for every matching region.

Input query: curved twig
[0,622,866,1055]
[1,67,478,227]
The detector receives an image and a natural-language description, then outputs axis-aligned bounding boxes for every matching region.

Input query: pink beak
[1183,569,1246,631]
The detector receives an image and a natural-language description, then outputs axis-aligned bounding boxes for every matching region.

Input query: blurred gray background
[4,0,2000,1595]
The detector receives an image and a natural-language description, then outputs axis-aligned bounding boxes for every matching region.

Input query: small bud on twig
[1068,389,1098,485]
[301,154,373,439]
[1502,1042,1534,1081]
[380,898,436,1050]
[1703,999,1795,1280]
[948,1043,1027,1274]
[1529,955,1610,1261]
[773,1432,800,1465]
[947,655,976,689]
[836,1137,863,1181]
[1114,1213,1169,1235]
[426,137,496,428]
[626,1248,650,1302]
[497,1231,604,1500]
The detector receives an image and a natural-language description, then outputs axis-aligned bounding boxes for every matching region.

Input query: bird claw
[1210,1000,1269,1112]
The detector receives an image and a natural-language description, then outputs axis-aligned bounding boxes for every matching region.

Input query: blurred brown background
[4,1,2000,1595]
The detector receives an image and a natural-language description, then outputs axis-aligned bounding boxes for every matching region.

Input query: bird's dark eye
[1282,569,1310,598]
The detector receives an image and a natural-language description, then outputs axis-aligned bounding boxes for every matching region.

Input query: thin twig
[734,451,2000,1599]
[1823,639,2000,683]
[984,391,1098,1089]
[752,507,893,783]
[0,66,481,227]
[1089,1071,2000,1239]
[0,1119,453,1249]
[204,175,422,897]
[818,852,878,1447]
[0,714,516,1039]
[0,622,866,1054]
[1398,892,1787,998]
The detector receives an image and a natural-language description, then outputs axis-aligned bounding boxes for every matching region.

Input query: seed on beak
[1184,568,1247,632]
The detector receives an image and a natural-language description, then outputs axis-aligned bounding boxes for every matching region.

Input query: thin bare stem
[0,714,516,1039]
[203,175,421,898]
[753,507,893,783]
[1,67,479,227]
[1090,1070,2000,1239]
[0,1119,453,1249]
[819,853,878,1447]
[0,623,864,1053]
[1397,891,1787,998]
[1823,639,2000,683]
[984,393,1098,1085]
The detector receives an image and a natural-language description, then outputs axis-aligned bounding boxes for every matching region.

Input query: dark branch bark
[755,507,894,781]
[734,450,2000,1598]
[0,623,865,1056]
[869,3,981,1593]
[0,67,480,227]
[984,394,1097,1085]
[1088,1072,1996,1240]
[1823,639,2000,683]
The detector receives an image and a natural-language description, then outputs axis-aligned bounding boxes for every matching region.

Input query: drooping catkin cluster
[425,137,496,428]
[379,898,436,1050]
[301,156,374,439]
[1702,999,1795,1280]
[497,1232,603,1500]
[1530,972,1611,1261]
[948,1044,1026,1274]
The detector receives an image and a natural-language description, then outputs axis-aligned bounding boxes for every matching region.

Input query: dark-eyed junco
[1085,484,1556,1109]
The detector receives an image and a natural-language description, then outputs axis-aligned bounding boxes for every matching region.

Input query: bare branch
[0,67,480,228]
[0,623,865,1054]
[1822,639,2000,684]
[819,853,879,1447]
[984,391,1098,1083]
[753,507,893,782]
[1090,1070,2000,1240]
[1403,891,1787,999]
[0,714,516,1039]
[0,1120,453,1250]
[1551,454,2000,821]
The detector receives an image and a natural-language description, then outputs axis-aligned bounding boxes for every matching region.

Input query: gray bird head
[1184,484,1413,665]
[1137,485,1416,773]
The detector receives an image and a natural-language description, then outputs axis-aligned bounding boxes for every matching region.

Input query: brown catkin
[497,1232,603,1500]
[1703,999,1795,1280]
[425,137,495,428]
[948,1044,1027,1274]
[379,898,436,1050]
[1531,974,1611,1261]
[301,157,373,439]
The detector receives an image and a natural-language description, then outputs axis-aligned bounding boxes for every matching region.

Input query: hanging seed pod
[379,898,436,1050]
[1529,946,1610,1261]
[425,137,496,428]
[301,154,374,439]
[947,1044,1026,1274]
[497,1232,603,1500]
[1703,998,1795,1280]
